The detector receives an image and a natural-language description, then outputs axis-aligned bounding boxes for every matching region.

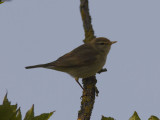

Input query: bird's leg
[75,77,84,90]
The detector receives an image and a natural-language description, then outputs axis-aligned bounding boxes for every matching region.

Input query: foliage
[0,1,4,4]
[129,111,141,120]
[102,111,159,120]
[0,94,54,120]
[148,115,159,120]
[101,115,115,120]
[0,0,12,4]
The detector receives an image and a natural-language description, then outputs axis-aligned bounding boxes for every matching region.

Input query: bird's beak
[111,41,117,44]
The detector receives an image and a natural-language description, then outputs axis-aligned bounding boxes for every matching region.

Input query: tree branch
[80,0,96,43]
[78,0,97,120]
[78,76,97,120]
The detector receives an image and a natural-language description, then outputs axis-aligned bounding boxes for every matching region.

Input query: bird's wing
[49,44,99,67]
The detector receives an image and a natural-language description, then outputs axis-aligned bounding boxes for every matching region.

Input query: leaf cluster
[101,111,159,120]
[0,94,54,120]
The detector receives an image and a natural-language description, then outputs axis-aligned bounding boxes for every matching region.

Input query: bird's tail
[25,64,47,69]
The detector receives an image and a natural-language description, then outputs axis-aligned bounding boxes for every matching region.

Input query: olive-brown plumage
[25,37,117,89]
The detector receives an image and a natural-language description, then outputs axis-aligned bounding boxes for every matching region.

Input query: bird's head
[89,37,117,55]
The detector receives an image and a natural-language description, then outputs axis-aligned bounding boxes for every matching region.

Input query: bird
[25,37,117,89]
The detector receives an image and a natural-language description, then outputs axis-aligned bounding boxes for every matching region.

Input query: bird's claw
[97,68,107,74]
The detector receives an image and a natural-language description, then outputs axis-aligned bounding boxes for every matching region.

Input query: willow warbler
[25,37,117,89]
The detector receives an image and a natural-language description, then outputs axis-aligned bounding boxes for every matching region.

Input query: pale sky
[0,0,160,120]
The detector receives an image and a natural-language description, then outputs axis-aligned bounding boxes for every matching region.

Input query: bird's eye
[98,42,105,45]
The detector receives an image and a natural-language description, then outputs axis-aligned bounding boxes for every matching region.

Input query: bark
[80,0,96,43]
[78,0,97,120]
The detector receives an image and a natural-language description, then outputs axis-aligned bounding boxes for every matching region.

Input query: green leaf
[34,111,55,120]
[24,105,54,120]
[16,108,22,120]
[0,0,4,4]
[3,93,11,105]
[0,93,22,120]
[101,115,115,120]
[0,94,54,120]
[129,111,141,120]
[148,115,159,120]
[24,104,34,120]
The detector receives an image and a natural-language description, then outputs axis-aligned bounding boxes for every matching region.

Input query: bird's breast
[68,55,107,78]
